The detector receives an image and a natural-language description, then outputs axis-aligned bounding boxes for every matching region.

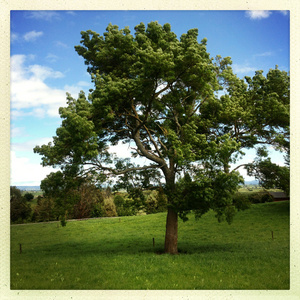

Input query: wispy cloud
[11,31,44,43]
[11,137,53,153]
[25,11,60,21]
[280,10,289,16]
[11,33,19,43]
[66,11,77,16]
[254,51,273,58]
[232,63,257,75]
[46,53,59,63]
[23,30,44,42]
[246,10,289,20]
[11,126,27,138]
[245,10,272,20]
[55,41,69,48]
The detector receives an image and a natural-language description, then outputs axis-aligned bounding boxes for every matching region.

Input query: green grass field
[10,201,289,290]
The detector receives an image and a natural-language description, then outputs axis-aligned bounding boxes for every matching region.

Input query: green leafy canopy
[34,22,289,225]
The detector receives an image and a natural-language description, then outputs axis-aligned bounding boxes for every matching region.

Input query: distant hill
[16,186,41,191]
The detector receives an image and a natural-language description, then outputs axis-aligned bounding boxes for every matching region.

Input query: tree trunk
[162,164,178,254]
[164,206,178,254]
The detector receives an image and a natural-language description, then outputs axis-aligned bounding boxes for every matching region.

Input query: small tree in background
[10,186,32,223]
[23,192,34,202]
[246,147,290,195]
[103,198,118,217]
[145,187,168,214]
[32,197,57,222]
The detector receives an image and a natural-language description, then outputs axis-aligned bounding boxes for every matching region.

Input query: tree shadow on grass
[34,238,239,257]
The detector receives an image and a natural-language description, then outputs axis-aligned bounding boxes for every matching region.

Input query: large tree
[34,22,289,254]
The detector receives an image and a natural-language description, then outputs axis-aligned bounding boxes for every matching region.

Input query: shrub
[23,192,34,201]
[73,184,104,219]
[247,191,274,204]
[145,188,168,214]
[90,203,105,218]
[117,198,136,216]
[156,187,168,212]
[32,197,57,222]
[10,186,32,223]
[114,194,125,207]
[10,197,32,223]
[103,198,118,217]
[232,192,251,211]
[60,215,67,227]
[127,187,146,211]
[113,194,135,216]
[145,191,158,214]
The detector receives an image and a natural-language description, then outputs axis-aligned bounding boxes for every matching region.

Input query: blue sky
[10,10,290,186]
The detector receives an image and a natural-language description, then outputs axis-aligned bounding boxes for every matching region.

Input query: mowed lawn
[10,201,290,290]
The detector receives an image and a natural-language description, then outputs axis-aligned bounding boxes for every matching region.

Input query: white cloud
[55,41,69,48]
[11,55,68,118]
[11,151,56,186]
[280,10,289,16]
[109,141,133,159]
[23,30,44,42]
[46,53,59,63]
[28,64,64,81]
[232,63,257,75]
[64,81,93,97]
[11,54,93,119]
[11,127,27,138]
[246,10,272,20]
[66,11,77,16]
[26,11,60,21]
[254,51,273,57]
[11,33,19,43]
[11,137,53,153]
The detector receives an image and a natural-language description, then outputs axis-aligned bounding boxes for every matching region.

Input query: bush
[232,192,251,210]
[60,215,67,227]
[114,194,125,207]
[145,188,168,214]
[247,192,274,204]
[113,194,135,216]
[10,186,32,223]
[103,198,118,217]
[23,192,34,201]
[128,187,146,211]
[90,203,105,218]
[10,197,32,223]
[145,191,158,214]
[32,197,57,222]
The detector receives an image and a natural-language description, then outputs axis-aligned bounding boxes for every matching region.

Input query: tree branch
[84,161,162,176]
[232,163,251,171]
[132,130,167,168]
[143,124,164,159]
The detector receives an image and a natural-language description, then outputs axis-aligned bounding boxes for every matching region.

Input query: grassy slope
[10,201,289,290]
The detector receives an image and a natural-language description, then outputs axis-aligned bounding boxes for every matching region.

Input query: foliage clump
[145,187,168,214]
[10,186,32,223]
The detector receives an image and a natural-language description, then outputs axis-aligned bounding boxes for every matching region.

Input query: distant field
[10,201,289,290]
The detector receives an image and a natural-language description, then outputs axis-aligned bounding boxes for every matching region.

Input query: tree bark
[164,206,178,254]
[163,167,178,254]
